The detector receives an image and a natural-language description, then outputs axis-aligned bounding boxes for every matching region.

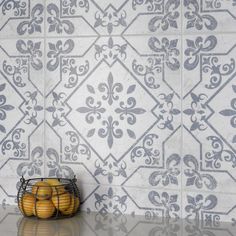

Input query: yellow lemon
[45,179,65,196]
[19,193,36,216]
[33,200,55,219]
[52,192,71,211]
[61,195,80,215]
[32,181,52,200]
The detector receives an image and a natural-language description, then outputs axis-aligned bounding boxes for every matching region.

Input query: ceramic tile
[183,0,236,33]
[0,0,236,224]
[182,191,236,225]
[81,185,182,220]
[44,0,181,36]
[45,0,97,37]
[45,35,181,188]
[0,39,44,182]
[0,0,45,38]
[183,34,236,195]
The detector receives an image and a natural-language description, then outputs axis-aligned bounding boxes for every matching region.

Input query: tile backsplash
[0,0,236,223]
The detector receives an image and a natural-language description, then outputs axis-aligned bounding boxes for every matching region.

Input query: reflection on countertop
[0,205,235,236]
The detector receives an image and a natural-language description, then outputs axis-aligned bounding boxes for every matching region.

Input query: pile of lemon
[19,179,80,219]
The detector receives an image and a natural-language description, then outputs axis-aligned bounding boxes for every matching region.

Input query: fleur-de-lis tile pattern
[0,0,236,222]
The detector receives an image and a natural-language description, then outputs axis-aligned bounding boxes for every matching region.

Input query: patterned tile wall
[0,0,236,223]
[0,0,45,206]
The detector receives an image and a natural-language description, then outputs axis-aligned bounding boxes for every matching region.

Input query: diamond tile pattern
[0,0,236,223]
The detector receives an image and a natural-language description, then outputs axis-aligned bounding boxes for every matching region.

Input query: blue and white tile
[45,34,181,189]
[45,0,98,37]
[183,34,236,194]
[82,185,182,220]
[123,34,182,96]
[0,38,44,209]
[122,0,181,35]
[122,126,181,190]
[182,191,236,224]
[0,0,45,38]
[48,0,181,36]
[0,38,44,93]
[44,122,99,185]
[45,36,97,96]
[183,0,236,33]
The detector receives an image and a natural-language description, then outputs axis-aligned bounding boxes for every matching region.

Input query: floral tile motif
[79,186,182,235]
[183,0,236,33]
[0,38,44,198]
[69,64,157,159]
[44,122,99,185]
[45,34,181,187]
[82,185,182,220]
[122,0,181,35]
[183,34,236,195]
[1,0,236,224]
[122,126,181,190]
[46,0,97,37]
[182,191,236,226]
[0,0,44,38]
[44,0,181,37]
[45,37,97,95]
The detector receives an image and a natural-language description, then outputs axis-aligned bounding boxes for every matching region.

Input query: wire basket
[17,176,80,219]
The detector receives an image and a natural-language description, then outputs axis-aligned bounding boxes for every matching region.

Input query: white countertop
[0,205,235,236]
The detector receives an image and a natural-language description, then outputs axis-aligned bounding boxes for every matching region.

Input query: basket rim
[20,177,77,187]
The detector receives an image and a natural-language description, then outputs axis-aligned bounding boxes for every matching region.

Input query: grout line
[1,31,236,41]
[1,33,236,42]
[43,0,46,178]
[180,0,184,220]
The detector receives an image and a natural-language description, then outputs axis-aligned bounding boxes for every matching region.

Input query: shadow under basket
[17,176,81,219]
